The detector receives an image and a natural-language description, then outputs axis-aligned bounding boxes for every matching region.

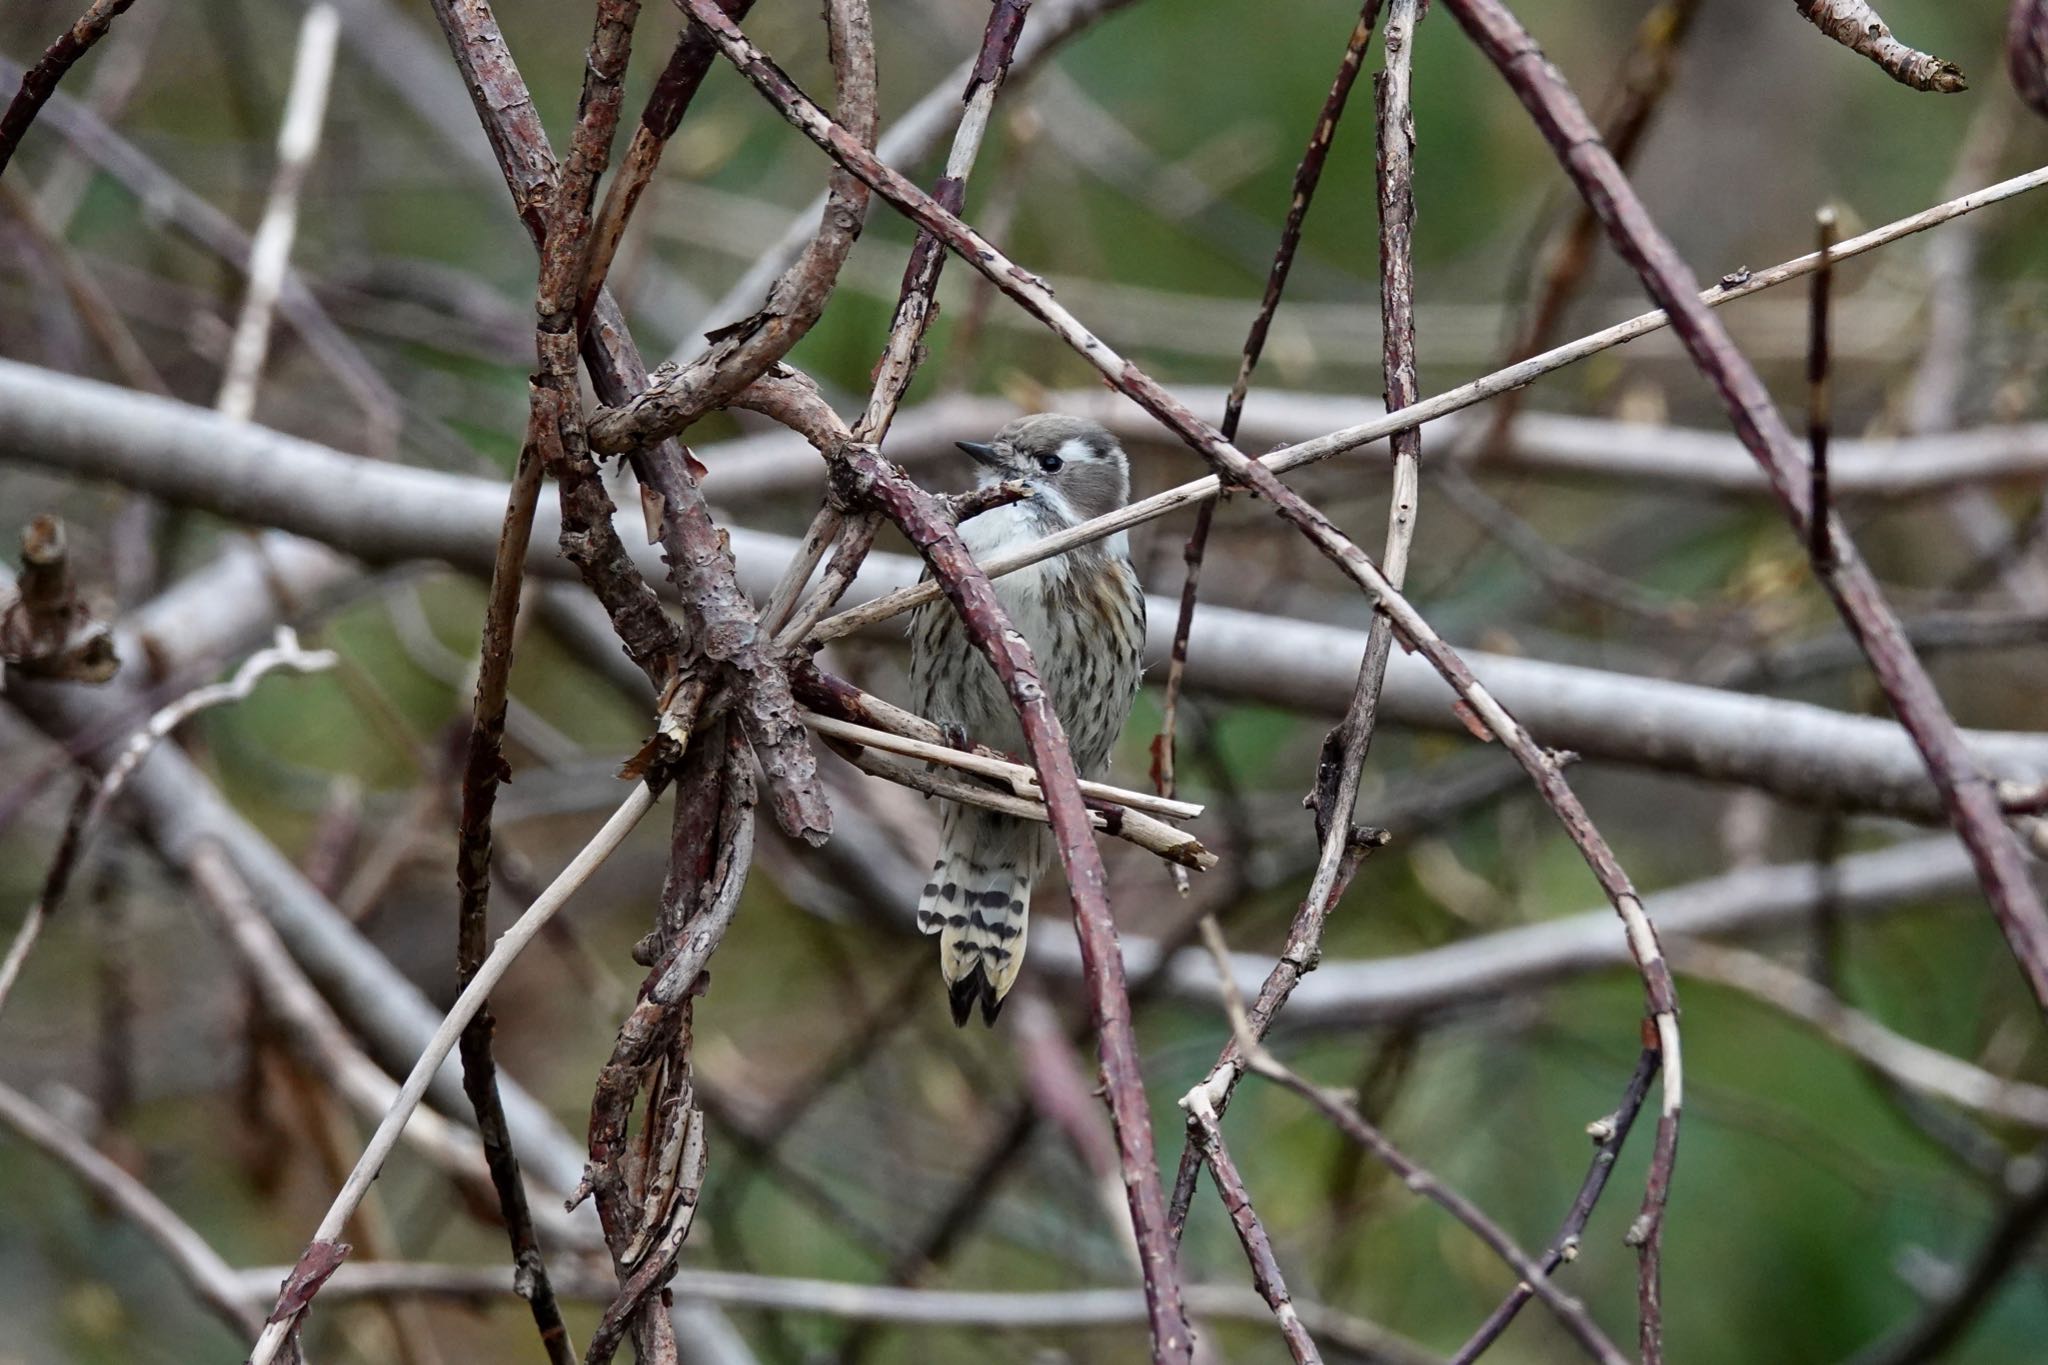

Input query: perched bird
[910,414,1148,1026]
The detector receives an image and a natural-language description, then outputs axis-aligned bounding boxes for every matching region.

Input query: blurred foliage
[3,0,2048,1363]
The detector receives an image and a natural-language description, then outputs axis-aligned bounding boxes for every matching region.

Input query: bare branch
[1793,0,1967,93]
[0,0,142,177]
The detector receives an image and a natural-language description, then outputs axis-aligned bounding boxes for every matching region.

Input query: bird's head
[955,414,1131,526]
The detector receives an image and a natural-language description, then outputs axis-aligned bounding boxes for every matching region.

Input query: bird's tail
[916,805,1041,1026]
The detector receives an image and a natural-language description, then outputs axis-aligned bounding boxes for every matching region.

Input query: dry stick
[0,629,335,1022]
[1809,208,1837,571]
[213,5,339,425]
[1199,932,1631,1365]
[740,370,1191,1363]
[796,161,2048,645]
[1152,0,1383,880]
[1450,1046,1661,1365]
[1170,0,1426,1245]
[661,13,1681,1356]
[1450,0,1703,624]
[1183,1096,1322,1365]
[1444,2,2048,1024]
[773,0,1033,646]
[0,0,140,178]
[0,1077,265,1338]
[1793,0,1967,93]
[577,0,756,327]
[451,401,574,1365]
[243,780,662,1365]
[856,0,1030,445]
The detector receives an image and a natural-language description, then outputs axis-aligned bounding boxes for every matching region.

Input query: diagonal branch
[735,369,1193,1364]
[0,0,141,177]
[1444,0,2048,1029]
[1793,0,1967,93]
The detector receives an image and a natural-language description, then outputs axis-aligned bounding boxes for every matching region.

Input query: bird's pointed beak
[954,440,1001,469]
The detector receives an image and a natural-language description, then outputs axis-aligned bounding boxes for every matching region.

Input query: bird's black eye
[1035,452,1063,473]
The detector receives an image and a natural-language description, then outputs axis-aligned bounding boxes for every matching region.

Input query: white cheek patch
[1055,437,1094,466]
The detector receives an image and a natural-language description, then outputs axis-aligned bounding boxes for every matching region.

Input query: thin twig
[0,0,142,178]
[1152,0,1383,871]
[1444,0,2048,1033]
[1171,0,1428,1239]
[1183,1092,1323,1365]
[213,5,340,425]
[1809,206,1837,572]
[244,781,662,1365]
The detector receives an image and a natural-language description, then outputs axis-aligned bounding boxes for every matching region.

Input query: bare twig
[245,781,661,1365]
[1172,0,1426,1240]
[0,0,141,178]
[1183,1091,1323,1364]
[213,5,340,425]
[1444,0,2048,1035]
[1809,207,1838,572]
[739,369,1192,1362]
[1450,1047,1661,1364]
[1793,0,1967,93]
[1153,0,1383,861]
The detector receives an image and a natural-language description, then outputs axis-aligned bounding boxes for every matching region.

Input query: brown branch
[737,368,1192,1363]
[1184,1096,1324,1364]
[1171,0,1425,1245]
[1809,207,1838,571]
[0,0,140,178]
[452,398,575,1365]
[852,0,1032,444]
[578,0,757,326]
[1443,0,2048,1027]
[1793,0,1967,92]
[1153,0,1383,855]
[582,725,752,1365]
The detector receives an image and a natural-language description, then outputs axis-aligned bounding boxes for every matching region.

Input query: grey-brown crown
[955,414,1131,525]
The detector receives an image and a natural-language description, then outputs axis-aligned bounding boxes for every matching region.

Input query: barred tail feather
[917,807,1040,1026]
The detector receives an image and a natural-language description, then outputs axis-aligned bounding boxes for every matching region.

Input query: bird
[909,414,1148,1026]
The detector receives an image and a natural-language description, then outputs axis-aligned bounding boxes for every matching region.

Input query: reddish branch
[0,0,139,178]
[1185,1103,1323,1364]
[1442,0,2048,1023]
[737,369,1192,1363]
[578,0,756,327]
[1153,0,1383,828]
